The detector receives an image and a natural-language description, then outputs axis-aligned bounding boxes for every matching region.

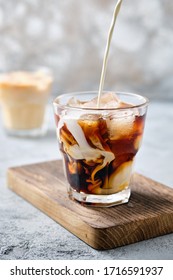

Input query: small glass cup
[53,91,148,207]
[0,70,53,137]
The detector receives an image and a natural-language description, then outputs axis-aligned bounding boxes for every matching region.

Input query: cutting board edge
[6,160,173,250]
[7,168,114,250]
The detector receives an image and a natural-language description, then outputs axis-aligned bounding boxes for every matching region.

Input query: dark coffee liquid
[58,113,146,194]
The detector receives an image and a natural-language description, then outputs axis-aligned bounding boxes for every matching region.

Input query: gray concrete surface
[0,101,173,260]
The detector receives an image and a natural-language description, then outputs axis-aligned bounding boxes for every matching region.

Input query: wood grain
[7,160,173,250]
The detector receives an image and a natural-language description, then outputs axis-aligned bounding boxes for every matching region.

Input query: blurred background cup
[0,68,53,137]
[53,91,148,207]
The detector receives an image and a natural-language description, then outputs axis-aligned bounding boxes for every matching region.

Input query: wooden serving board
[7,160,173,250]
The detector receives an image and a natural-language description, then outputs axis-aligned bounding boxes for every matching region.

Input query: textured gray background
[0,0,173,100]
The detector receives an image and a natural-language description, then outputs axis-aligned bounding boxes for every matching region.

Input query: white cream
[58,117,115,184]
[63,118,114,163]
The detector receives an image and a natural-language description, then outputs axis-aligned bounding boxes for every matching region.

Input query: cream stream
[97,0,123,107]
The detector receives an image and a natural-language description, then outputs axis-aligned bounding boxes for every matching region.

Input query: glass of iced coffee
[0,70,53,137]
[53,91,148,207]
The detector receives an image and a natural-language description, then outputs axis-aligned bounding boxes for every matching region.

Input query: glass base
[68,186,131,207]
[4,125,47,138]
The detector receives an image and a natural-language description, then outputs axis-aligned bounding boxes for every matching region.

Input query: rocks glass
[0,70,52,137]
[53,91,148,207]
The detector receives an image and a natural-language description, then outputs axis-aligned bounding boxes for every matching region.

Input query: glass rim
[53,90,149,111]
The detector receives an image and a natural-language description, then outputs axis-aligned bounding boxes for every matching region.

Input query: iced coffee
[53,91,148,206]
[53,0,148,206]
[0,70,52,136]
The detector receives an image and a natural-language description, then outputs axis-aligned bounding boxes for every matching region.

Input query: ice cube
[82,92,120,108]
[108,160,133,191]
[106,110,135,140]
[67,96,83,107]
[67,92,132,109]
